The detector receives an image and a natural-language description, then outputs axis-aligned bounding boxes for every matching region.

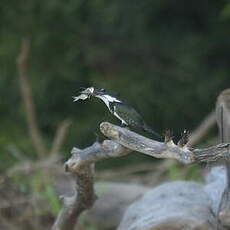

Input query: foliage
[168,161,202,181]
[0,1,230,166]
[1,2,230,229]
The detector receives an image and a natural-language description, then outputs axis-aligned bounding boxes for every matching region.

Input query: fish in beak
[72,87,95,102]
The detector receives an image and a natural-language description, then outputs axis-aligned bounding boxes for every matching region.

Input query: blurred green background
[0,0,230,169]
[1,0,230,169]
[1,0,230,170]
[0,0,230,229]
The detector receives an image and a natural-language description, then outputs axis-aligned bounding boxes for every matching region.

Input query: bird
[73,87,161,139]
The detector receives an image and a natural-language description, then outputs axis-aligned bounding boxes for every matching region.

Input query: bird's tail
[143,124,162,139]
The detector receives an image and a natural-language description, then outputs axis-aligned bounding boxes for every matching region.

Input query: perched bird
[73,87,161,138]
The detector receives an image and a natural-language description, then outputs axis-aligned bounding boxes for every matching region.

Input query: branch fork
[53,121,230,229]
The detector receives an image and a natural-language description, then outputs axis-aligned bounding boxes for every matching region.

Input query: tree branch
[216,88,230,227]
[100,122,230,164]
[52,164,95,230]
[52,121,230,229]
[100,123,192,163]
[50,119,72,155]
[16,38,46,158]
[51,141,130,230]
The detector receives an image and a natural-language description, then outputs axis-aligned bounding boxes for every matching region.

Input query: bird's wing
[113,102,144,125]
[114,102,161,138]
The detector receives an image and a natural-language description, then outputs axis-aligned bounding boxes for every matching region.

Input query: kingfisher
[73,87,161,139]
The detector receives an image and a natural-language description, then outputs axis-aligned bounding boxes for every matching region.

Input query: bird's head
[79,87,94,97]
[73,86,119,103]
[80,87,107,97]
[73,87,107,102]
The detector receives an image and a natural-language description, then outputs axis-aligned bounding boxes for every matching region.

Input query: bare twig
[16,38,46,158]
[187,111,216,147]
[50,119,72,155]
[16,39,71,159]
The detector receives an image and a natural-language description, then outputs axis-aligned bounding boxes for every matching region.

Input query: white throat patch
[102,95,121,103]
[96,94,121,111]
[88,87,94,94]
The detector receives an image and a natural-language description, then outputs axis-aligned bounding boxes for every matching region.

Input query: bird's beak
[78,86,104,97]
[79,87,96,97]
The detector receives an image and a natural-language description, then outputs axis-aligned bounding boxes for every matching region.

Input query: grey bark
[51,164,95,230]
[51,146,98,230]
[216,89,230,227]
[118,181,217,230]
[51,141,130,230]
[100,122,230,163]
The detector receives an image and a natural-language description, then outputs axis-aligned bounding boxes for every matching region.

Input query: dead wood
[16,38,46,158]
[216,89,230,228]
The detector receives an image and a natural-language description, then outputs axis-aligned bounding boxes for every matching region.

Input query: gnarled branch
[51,164,95,230]
[52,122,230,229]
[100,122,230,164]
[100,122,193,163]
[51,141,130,230]
[216,88,230,227]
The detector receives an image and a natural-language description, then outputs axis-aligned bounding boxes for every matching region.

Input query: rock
[87,182,149,229]
[204,166,226,215]
[118,181,216,230]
